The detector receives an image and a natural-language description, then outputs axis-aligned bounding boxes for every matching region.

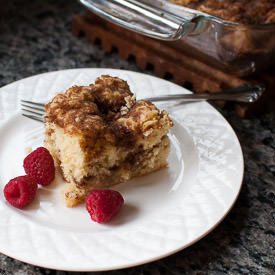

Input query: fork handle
[143,84,264,103]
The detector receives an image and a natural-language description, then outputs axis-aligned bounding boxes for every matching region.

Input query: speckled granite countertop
[0,1,274,274]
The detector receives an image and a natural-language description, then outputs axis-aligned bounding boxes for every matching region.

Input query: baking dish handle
[79,0,197,41]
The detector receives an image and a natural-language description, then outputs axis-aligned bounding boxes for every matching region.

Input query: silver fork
[21,100,45,122]
[21,84,263,122]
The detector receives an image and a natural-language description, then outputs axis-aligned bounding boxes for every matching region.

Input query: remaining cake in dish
[167,0,275,24]
[44,75,173,207]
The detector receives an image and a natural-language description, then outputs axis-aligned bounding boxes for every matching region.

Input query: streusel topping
[44,75,173,148]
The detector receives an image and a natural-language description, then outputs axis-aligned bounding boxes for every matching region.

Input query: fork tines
[20,99,45,122]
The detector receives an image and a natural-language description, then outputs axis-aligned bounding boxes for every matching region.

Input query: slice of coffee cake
[44,75,173,207]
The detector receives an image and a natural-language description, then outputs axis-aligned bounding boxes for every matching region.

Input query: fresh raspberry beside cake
[44,75,173,207]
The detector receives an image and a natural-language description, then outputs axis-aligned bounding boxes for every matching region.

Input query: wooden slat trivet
[72,13,274,117]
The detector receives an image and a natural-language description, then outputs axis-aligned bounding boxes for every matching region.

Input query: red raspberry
[86,190,124,223]
[4,175,38,208]
[23,147,55,186]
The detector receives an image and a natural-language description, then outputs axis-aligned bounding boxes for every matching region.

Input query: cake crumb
[25,147,32,155]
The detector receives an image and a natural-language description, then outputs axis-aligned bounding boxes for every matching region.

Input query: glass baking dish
[79,0,275,76]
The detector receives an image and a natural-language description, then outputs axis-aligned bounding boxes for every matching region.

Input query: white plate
[0,69,243,271]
